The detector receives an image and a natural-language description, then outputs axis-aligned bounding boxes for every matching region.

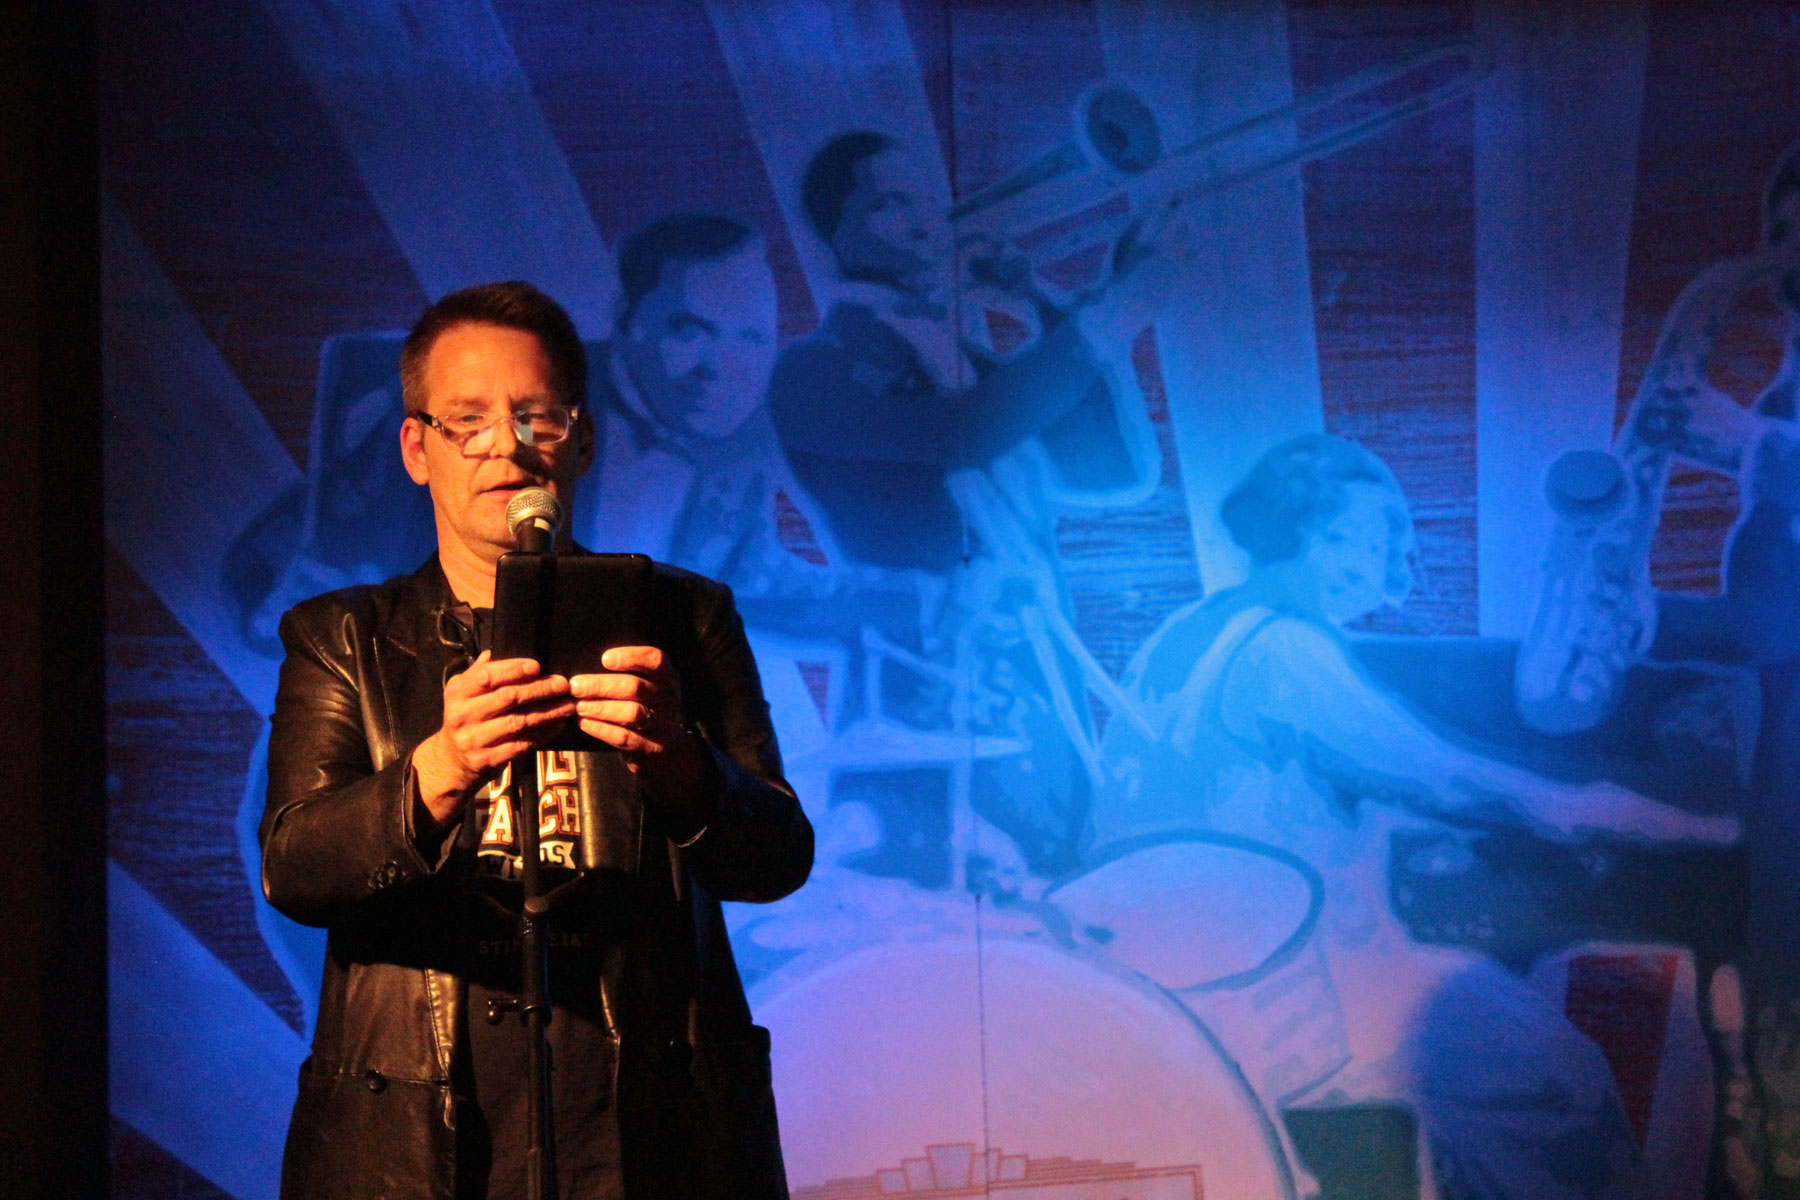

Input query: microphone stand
[488,501,585,1200]
[483,752,591,1200]
[496,754,627,1200]
[486,748,560,1200]
[487,687,608,1200]
[489,493,657,1200]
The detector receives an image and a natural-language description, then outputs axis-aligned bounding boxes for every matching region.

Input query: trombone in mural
[948,40,1489,346]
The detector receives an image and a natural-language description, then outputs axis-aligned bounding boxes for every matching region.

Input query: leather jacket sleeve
[660,574,815,904]
[260,593,443,928]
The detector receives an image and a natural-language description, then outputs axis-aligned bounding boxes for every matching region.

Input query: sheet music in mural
[99,3,1800,1198]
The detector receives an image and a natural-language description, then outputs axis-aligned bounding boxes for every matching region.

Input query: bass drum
[757,935,1293,1199]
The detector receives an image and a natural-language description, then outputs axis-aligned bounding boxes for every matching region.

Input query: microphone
[505,488,564,555]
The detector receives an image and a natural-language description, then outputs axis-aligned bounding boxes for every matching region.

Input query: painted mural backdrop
[100,2,1800,1197]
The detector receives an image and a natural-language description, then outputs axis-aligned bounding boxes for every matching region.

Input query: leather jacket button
[364,1069,386,1094]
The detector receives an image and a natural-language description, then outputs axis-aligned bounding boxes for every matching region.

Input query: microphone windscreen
[505,487,564,547]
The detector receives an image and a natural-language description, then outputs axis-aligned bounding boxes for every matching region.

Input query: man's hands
[410,646,714,837]
[571,647,711,812]
[412,652,575,827]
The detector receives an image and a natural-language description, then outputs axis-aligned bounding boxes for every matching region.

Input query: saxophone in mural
[1516,241,1800,734]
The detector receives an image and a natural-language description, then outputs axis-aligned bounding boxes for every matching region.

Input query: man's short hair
[1221,433,1415,604]
[802,131,894,242]
[616,214,762,329]
[399,281,587,414]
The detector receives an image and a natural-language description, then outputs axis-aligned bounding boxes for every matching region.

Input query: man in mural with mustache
[1087,433,1739,1198]
[259,281,812,1200]
[768,130,1178,879]
[574,211,918,661]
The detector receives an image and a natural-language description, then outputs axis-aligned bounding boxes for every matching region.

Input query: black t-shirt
[450,606,625,1200]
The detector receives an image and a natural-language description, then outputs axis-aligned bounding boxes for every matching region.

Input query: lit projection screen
[101,2,1800,1197]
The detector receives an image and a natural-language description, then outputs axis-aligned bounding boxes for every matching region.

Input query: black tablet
[491,550,654,681]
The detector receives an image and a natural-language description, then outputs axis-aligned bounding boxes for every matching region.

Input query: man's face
[400,322,592,565]
[619,246,779,440]
[831,147,950,293]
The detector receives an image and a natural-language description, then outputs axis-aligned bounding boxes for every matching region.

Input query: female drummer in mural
[1086,434,1739,1197]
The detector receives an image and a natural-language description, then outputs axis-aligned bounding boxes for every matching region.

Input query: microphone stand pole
[492,513,569,1200]
[491,496,607,1200]
[494,503,563,1200]
[486,747,566,1200]
[513,748,558,1200]
[507,713,596,1200]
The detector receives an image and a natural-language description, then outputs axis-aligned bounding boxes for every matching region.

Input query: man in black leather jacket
[260,281,813,1199]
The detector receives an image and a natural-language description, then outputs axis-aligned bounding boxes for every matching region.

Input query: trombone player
[767,130,1188,876]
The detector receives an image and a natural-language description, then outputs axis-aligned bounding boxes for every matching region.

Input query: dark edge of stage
[1,2,108,1196]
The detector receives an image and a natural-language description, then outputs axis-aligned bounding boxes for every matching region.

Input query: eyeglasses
[408,406,580,456]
